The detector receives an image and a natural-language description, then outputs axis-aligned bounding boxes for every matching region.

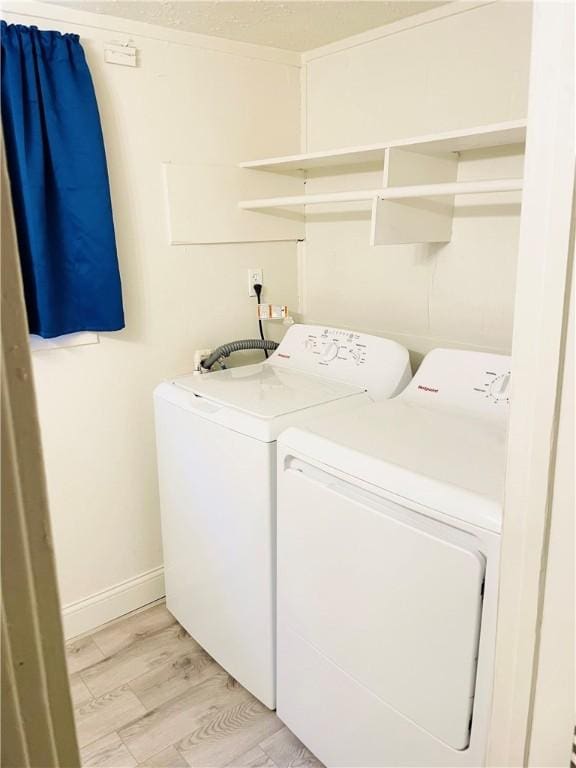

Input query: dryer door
[277,456,486,751]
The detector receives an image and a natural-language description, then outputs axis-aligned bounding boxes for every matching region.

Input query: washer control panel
[302,328,369,367]
[269,324,411,401]
[402,348,512,421]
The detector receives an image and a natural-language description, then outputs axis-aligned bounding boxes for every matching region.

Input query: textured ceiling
[43,1,446,52]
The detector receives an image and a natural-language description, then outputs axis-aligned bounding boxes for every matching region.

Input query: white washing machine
[154,324,411,709]
[276,348,511,766]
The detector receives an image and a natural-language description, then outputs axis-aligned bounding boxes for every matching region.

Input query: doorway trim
[487,2,575,765]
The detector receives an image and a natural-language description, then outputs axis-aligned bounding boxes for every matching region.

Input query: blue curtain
[1,22,124,338]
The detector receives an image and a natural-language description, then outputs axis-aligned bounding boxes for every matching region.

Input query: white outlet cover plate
[248,268,263,297]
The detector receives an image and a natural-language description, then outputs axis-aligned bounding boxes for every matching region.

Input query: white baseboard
[62,566,165,640]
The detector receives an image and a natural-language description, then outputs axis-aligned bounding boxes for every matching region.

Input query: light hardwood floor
[66,602,323,768]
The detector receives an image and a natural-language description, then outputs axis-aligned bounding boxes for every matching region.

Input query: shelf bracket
[371,148,458,245]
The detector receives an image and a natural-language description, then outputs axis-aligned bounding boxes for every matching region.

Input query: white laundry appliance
[154,324,411,709]
[276,348,511,766]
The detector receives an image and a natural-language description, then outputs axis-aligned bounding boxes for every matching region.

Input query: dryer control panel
[402,348,512,421]
[268,324,411,402]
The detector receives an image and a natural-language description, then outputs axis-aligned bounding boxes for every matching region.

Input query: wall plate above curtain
[104,41,137,67]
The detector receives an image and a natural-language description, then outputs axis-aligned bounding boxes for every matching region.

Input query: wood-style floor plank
[82,623,202,698]
[118,670,252,763]
[259,728,323,768]
[226,745,278,768]
[75,685,146,748]
[67,636,105,675]
[129,648,217,711]
[70,672,93,708]
[136,745,189,767]
[176,697,283,767]
[81,731,138,767]
[92,603,176,657]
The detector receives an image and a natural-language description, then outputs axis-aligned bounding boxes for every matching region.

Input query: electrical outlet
[248,268,263,297]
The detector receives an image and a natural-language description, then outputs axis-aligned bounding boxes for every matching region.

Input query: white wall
[2,2,301,637]
[301,1,532,361]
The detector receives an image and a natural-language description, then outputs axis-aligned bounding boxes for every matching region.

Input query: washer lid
[279,399,507,532]
[172,363,364,420]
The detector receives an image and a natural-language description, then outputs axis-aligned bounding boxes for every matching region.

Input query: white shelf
[389,120,526,155]
[239,178,523,210]
[240,189,378,209]
[241,146,388,172]
[237,119,526,245]
[239,120,527,172]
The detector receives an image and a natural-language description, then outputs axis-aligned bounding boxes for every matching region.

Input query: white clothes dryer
[276,348,511,765]
[154,324,411,709]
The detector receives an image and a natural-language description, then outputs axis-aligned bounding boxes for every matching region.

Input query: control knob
[488,373,511,403]
[320,341,339,362]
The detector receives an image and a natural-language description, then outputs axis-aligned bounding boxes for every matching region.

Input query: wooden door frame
[1,146,80,766]
[487,2,575,765]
